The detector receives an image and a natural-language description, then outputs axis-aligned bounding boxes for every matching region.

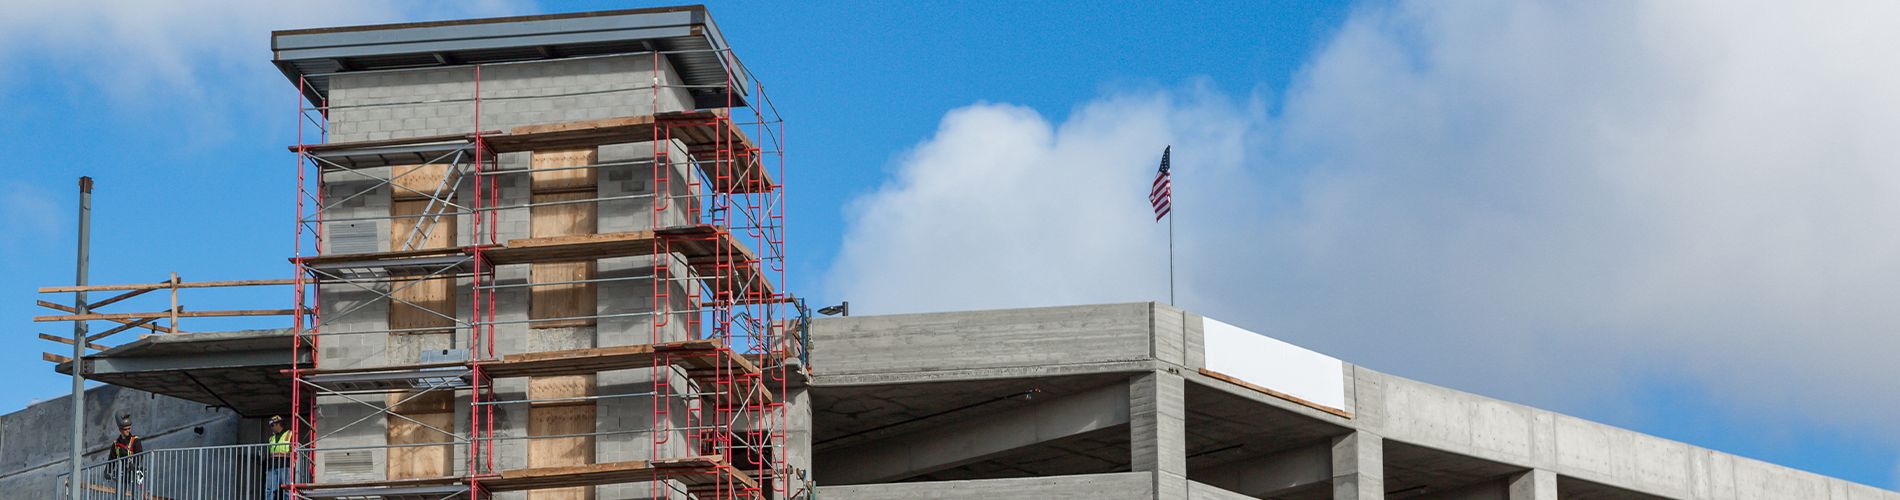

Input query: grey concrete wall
[816,471,1156,500]
[0,385,241,498]
[807,303,1900,500]
[1350,365,1900,500]
[808,302,1157,379]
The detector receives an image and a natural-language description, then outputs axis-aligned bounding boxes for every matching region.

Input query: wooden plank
[391,164,456,200]
[38,333,108,351]
[84,285,158,310]
[510,114,657,135]
[86,315,165,342]
[168,273,179,333]
[288,132,487,154]
[295,247,465,267]
[531,148,599,193]
[387,391,455,480]
[34,309,293,322]
[39,279,294,293]
[1198,369,1353,419]
[43,352,72,364]
[35,301,175,334]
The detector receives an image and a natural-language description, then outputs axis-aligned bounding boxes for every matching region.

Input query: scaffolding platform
[484,456,761,493]
[298,225,774,299]
[301,479,466,500]
[487,111,771,194]
[297,456,760,499]
[300,363,473,393]
[487,339,774,403]
[290,110,771,193]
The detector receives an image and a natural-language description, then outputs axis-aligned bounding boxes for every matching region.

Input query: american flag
[1150,146,1172,221]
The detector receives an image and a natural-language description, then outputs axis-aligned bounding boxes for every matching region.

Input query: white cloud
[0,0,530,139]
[825,0,1900,456]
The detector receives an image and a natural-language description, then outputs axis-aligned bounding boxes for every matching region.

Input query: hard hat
[117,414,132,428]
[269,415,284,425]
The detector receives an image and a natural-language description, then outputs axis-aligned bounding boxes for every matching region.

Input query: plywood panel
[530,192,598,238]
[392,164,455,200]
[387,391,454,480]
[528,374,598,401]
[530,261,596,329]
[530,148,599,193]
[529,186,597,330]
[526,148,598,499]
[391,198,458,250]
[389,198,458,334]
[529,374,596,500]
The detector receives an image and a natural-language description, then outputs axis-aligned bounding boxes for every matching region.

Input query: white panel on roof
[1202,317,1347,411]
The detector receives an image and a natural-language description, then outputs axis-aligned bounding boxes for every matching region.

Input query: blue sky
[2,0,1896,490]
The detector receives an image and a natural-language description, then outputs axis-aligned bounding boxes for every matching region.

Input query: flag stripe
[1151,145,1172,221]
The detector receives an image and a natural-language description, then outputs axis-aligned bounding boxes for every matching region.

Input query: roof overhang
[271,5,750,110]
[57,329,302,417]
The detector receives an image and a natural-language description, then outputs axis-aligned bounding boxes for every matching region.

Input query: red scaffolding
[289,44,791,499]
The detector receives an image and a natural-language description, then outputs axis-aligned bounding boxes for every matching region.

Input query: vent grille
[321,450,375,480]
[328,222,378,254]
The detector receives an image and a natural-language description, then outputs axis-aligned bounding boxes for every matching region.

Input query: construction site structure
[15,5,1900,500]
[281,6,791,499]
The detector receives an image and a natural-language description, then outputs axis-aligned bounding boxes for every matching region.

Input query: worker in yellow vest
[105,414,144,486]
[266,415,292,500]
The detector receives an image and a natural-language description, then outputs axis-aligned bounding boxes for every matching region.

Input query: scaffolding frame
[290,46,793,500]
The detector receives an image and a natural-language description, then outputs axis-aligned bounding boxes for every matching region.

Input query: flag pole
[1168,208,1176,305]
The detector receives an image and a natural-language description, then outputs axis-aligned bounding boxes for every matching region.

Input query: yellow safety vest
[269,431,292,455]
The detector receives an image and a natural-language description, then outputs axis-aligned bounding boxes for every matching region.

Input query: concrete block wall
[327,54,692,142]
[0,386,240,498]
[312,53,721,496]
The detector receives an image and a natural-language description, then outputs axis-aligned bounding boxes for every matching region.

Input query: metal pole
[1168,210,1175,305]
[69,176,92,500]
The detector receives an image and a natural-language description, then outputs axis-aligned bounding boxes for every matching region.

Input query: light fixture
[818,301,849,317]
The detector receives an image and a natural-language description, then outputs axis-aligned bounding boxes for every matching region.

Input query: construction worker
[105,414,143,485]
[266,415,292,500]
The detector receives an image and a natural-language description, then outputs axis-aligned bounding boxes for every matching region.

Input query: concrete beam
[1509,469,1555,499]
[809,360,1157,387]
[1196,442,1332,497]
[817,382,1130,484]
[1412,479,1507,500]
[815,471,1154,500]
[1186,479,1259,500]
[88,348,293,374]
[1333,431,1384,500]
[1132,371,1188,499]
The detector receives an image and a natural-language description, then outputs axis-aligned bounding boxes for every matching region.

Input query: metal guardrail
[58,443,306,500]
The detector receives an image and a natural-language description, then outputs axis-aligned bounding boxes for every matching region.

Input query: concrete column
[1331,431,1384,500]
[1130,371,1187,499]
[1507,469,1556,499]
